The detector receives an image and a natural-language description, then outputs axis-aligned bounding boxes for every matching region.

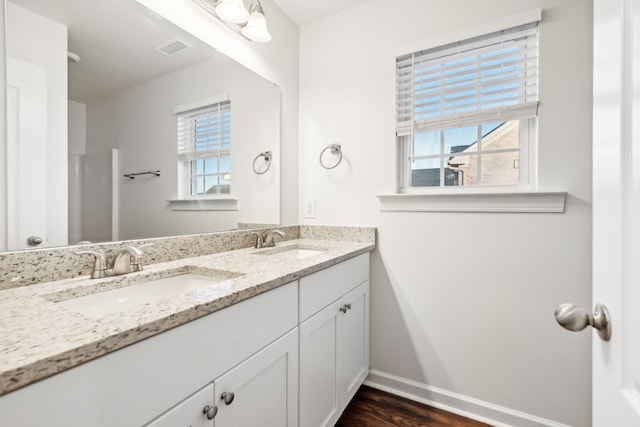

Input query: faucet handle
[75,250,111,279]
[130,245,148,272]
[251,232,265,249]
[112,246,145,275]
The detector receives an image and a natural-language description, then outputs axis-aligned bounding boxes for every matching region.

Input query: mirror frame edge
[1,1,7,252]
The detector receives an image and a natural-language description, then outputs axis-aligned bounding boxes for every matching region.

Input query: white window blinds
[396,22,539,136]
[177,100,231,160]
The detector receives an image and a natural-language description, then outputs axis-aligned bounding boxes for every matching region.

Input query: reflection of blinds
[396,22,539,136]
[177,100,231,160]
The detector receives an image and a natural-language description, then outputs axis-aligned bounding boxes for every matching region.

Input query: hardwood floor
[335,385,493,427]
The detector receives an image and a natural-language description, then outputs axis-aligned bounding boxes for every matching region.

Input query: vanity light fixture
[215,0,250,24]
[193,0,272,43]
[241,1,272,42]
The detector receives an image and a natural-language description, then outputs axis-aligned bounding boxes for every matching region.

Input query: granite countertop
[0,238,374,397]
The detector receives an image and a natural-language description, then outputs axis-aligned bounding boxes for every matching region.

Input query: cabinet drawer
[299,253,369,322]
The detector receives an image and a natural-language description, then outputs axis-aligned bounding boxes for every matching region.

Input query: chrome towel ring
[252,151,272,174]
[319,144,342,169]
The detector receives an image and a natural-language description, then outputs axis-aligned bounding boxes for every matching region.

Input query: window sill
[167,197,238,211]
[377,191,567,213]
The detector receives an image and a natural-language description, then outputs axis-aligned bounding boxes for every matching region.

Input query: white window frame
[397,119,535,193]
[378,9,566,213]
[396,14,540,194]
[168,96,238,211]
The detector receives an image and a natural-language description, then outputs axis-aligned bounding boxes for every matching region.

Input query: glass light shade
[215,0,250,24]
[240,11,272,43]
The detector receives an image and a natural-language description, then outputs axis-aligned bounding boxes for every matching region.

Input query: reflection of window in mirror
[176,98,231,196]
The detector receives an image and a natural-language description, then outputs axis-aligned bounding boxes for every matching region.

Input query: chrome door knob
[554,303,611,341]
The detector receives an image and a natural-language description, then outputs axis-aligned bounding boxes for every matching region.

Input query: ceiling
[272,0,371,26]
[8,0,218,103]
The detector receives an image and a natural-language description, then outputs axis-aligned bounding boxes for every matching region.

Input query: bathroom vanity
[0,226,374,427]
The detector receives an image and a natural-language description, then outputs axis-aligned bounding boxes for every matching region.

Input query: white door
[6,56,48,250]
[592,0,640,424]
[338,281,369,406]
[299,299,342,427]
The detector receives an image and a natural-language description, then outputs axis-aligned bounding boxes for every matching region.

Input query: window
[396,22,539,191]
[176,100,231,196]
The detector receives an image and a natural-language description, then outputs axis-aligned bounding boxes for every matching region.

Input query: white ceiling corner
[272,0,371,26]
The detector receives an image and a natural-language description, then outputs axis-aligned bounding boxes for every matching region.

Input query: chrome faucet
[264,230,285,247]
[76,245,149,278]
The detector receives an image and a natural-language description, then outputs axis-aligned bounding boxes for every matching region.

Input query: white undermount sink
[255,244,328,260]
[52,268,241,318]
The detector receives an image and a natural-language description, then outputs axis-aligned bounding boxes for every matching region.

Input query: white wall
[68,101,87,156]
[5,2,68,247]
[136,0,299,226]
[299,1,592,426]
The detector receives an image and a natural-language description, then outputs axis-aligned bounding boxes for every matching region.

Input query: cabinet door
[214,329,298,427]
[299,299,343,427]
[338,281,370,406]
[145,383,215,427]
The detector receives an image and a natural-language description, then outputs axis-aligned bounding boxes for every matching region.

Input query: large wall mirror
[1,0,280,252]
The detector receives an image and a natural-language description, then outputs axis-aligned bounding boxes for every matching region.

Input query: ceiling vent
[154,39,192,56]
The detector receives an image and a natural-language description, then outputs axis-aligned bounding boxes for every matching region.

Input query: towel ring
[252,151,272,175]
[319,144,343,169]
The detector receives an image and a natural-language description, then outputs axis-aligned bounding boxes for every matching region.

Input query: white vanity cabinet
[299,253,370,427]
[147,329,298,427]
[0,251,371,427]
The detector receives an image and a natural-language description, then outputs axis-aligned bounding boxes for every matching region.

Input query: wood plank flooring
[335,385,493,427]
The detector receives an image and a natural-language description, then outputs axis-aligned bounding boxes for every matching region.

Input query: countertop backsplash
[0,225,375,290]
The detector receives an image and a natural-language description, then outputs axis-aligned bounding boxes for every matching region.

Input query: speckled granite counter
[0,232,375,397]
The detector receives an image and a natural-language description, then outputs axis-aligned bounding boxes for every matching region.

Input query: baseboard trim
[364,370,572,427]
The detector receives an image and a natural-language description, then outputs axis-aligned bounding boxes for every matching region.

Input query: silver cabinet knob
[26,235,43,246]
[554,302,611,341]
[220,391,235,405]
[339,303,352,313]
[202,405,218,420]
